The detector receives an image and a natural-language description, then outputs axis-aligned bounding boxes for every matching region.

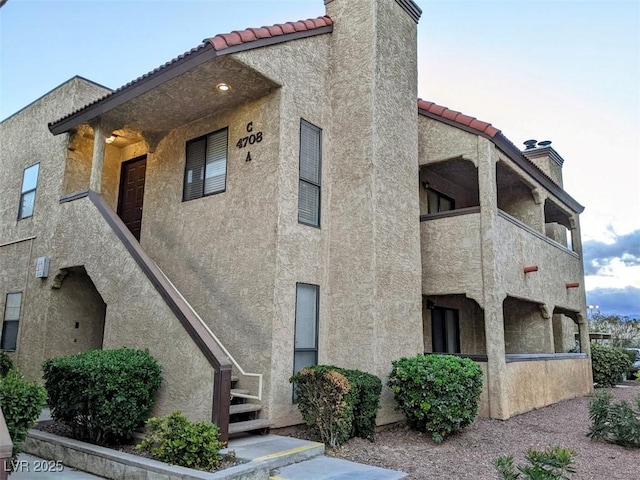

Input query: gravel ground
[278,382,640,479]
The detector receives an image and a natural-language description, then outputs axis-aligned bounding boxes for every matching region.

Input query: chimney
[522,140,565,187]
[323,0,425,411]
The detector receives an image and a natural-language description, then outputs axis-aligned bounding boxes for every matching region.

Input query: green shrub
[42,348,162,445]
[588,390,640,448]
[137,411,224,471]
[290,367,354,447]
[339,368,382,440]
[388,354,483,443]
[590,343,632,387]
[0,369,47,457]
[494,446,576,479]
[0,351,13,378]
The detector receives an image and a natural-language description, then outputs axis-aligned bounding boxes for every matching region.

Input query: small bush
[0,351,13,378]
[388,354,483,443]
[339,368,382,440]
[494,446,576,479]
[290,367,353,447]
[590,343,632,387]
[588,390,640,448]
[137,411,224,471]
[0,369,47,457]
[42,348,162,445]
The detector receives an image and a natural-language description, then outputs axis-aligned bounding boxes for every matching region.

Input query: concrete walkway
[26,407,405,480]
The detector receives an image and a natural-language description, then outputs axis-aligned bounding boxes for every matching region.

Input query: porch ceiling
[85,56,278,134]
[423,158,478,192]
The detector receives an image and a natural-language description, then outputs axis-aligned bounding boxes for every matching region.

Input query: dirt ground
[277,382,640,479]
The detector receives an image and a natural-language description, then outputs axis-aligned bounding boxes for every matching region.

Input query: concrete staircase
[228,375,273,436]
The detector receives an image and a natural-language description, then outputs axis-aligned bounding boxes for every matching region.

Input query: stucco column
[477,137,509,419]
[569,215,583,256]
[89,124,107,193]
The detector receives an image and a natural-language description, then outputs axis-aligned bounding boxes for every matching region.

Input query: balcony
[420,207,482,300]
[496,209,582,311]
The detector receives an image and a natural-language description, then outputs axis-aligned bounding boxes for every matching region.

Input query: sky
[1,0,638,317]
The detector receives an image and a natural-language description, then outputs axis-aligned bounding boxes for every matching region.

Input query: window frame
[293,282,320,401]
[182,127,228,202]
[1,292,23,352]
[431,306,460,354]
[18,163,40,220]
[426,187,455,214]
[298,119,322,228]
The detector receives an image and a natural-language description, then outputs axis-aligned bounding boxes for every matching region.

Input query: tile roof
[206,16,333,52]
[417,99,500,138]
[49,16,333,133]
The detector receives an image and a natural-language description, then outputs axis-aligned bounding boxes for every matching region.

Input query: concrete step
[226,434,324,471]
[230,388,250,398]
[272,456,407,480]
[229,418,274,435]
[230,403,262,415]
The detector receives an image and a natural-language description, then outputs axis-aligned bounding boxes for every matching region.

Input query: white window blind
[183,128,227,201]
[1,292,22,351]
[294,283,319,377]
[298,120,321,226]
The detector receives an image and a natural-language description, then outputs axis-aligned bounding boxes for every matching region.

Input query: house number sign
[236,122,263,162]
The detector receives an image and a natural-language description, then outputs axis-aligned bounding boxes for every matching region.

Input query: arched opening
[45,266,106,359]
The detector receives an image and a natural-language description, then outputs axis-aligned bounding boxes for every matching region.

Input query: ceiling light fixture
[105,135,117,144]
[216,83,231,92]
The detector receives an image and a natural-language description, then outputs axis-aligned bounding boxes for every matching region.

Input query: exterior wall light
[422,181,430,190]
[216,83,231,92]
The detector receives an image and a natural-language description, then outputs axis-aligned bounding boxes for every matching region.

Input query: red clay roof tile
[417,98,500,138]
[206,16,332,52]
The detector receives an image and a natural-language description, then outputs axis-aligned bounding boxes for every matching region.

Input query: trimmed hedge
[290,365,382,446]
[138,411,225,471]
[0,369,47,457]
[42,348,162,445]
[388,354,483,443]
[590,343,632,387]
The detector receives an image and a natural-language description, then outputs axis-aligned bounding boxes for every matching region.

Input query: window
[18,163,39,219]
[426,188,455,214]
[298,120,321,227]
[431,307,460,354]
[1,293,22,351]
[183,128,228,201]
[294,283,319,383]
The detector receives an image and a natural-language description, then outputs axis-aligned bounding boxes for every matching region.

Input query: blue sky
[1,0,638,317]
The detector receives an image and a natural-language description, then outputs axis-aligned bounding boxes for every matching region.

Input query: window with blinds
[183,128,228,201]
[298,120,322,227]
[18,163,39,219]
[1,292,22,351]
[293,283,319,400]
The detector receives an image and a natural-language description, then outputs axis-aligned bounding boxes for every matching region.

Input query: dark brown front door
[117,156,146,240]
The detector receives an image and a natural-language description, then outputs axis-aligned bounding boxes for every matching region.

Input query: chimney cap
[523,139,537,150]
[537,140,552,148]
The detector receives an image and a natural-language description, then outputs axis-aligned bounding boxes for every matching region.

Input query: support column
[478,137,509,419]
[89,125,107,193]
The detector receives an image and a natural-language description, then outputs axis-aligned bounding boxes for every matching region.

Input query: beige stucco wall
[420,213,483,304]
[418,116,479,166]
[503,297,554,354]
[44,267,105,359]
[505,358,592,417]
[52,196,215,421]
[0,77,111,379]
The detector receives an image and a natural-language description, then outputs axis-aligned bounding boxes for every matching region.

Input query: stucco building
[0,0,591,440]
